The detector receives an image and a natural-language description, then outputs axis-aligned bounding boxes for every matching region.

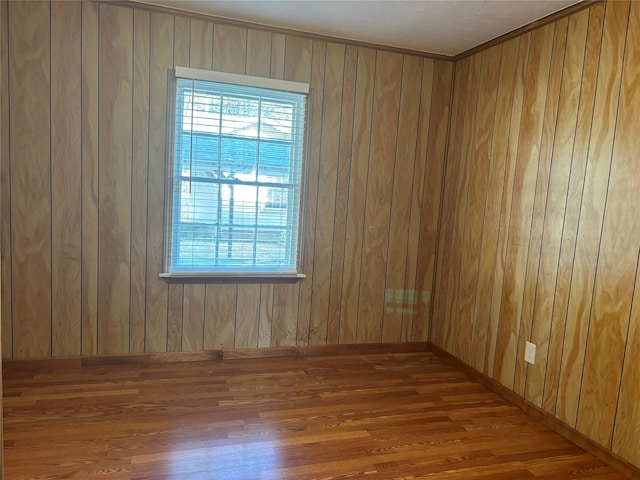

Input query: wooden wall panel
[382,55,422,344]
[130,9,150,353]
[1,0,12,359]
[8,1,52,358]
[356,50,403,343]
[542,3,604,414]
[555,0,629,427]
[403,59,433,342]
[2,2,448,361]
[273,36,311,347]
[51,1,82,357]
[432,59,467,348]
[467,39,518,372]
[166,16,190,353]
[144,12,172,353]
[412,60,452,343]
[576,0,640,446]
[485,33,529,377]
[235,285,260,348]
[204,284,237,350]
[81,1,100,356]
[455,46,500,363]
[339,47,375,344]
[613,246,640,465]
[512,18,567,397]
[97,4,133,354]
[525,10,588,407]
[443,55,478,353]
[296,40,325,346]
[435,0,640,471]
[493,24,554,387]
[308,42,343,345]
[326,44,357,345]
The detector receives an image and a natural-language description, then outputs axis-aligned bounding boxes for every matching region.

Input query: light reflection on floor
[166,434,280,478]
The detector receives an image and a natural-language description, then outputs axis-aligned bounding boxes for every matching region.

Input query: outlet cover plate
[525,341,536,365]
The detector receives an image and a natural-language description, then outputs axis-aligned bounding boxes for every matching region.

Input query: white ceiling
[142,0,581,56]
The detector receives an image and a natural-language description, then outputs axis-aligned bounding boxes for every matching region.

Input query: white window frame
[161,67,309,280]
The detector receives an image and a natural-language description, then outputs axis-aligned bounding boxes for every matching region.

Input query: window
[163,67,309,278]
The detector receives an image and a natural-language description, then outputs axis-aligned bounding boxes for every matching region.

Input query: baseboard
[429,343,640,480]
[3,342,431,368]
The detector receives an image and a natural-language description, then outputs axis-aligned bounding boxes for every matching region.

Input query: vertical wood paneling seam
[523,24,569,397]
[233,284,238,348]
[324,45,348,343]
[5,0,13,358]
[129,8,135,353]
[574,4,630,427]
[549,6,606,416]
[96,2,101,354]
[403,59,426,340]
[143,8,152,353]
[469,47,505,354]
[305,41,327,345]
[490,37,532,373]
[354,50,377,343]
[268,284,274,347]
[610,247,640,449]
[79,1,84,356]
[201,284,206,350]
[451,53,483,353]
[49,0,53,356]
[381,54,405,342]
[337,48,360,344]
[269,34,274,77]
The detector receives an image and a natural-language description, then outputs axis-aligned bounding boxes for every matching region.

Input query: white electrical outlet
[525,341,536,365]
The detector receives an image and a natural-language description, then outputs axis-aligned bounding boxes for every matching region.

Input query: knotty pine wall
[0,1,452,359]
[433,0,640,468]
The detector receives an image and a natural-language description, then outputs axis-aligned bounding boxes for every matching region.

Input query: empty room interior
[1,0,640,478]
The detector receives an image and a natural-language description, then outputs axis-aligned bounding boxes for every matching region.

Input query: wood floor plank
[2,352,627,480]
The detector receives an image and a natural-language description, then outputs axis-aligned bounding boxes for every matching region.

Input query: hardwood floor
[2,352,627,479]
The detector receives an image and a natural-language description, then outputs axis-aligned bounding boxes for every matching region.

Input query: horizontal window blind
[165,70,308,276]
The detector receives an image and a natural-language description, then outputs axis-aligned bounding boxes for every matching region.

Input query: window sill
[159,272,306,284]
